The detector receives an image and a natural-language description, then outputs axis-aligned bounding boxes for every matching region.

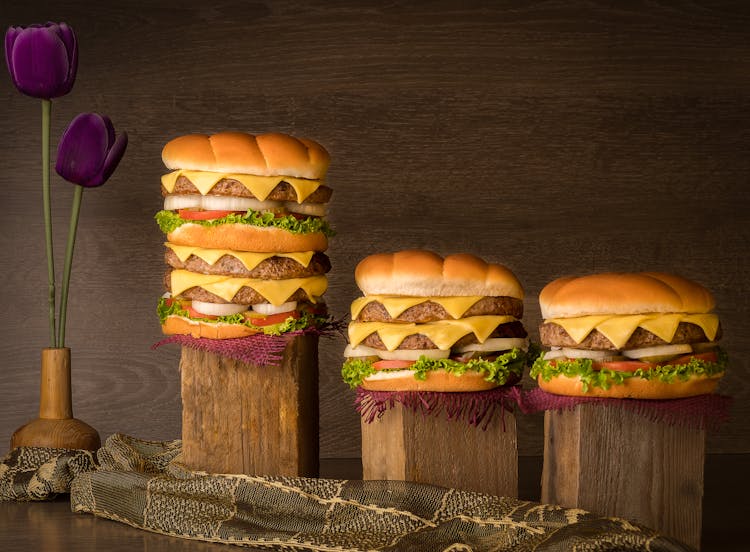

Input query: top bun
[162,131,330,180]
[355,250,524,298]
[540,272,715,319]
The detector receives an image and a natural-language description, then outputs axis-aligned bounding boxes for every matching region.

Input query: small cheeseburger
[342,250,530,392]
[155,131,333,338]
[531,272,727,398]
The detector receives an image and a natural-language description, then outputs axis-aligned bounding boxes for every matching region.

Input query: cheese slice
[161,169,323,203]
[348,315,516,351]
[546,313,719,349]
[170,270,327,305]
[350,295,484,320]
[164,243,314,271]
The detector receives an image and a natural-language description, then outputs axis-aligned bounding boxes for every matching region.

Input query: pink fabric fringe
[516,388,733,431]
[152,320,345,367]
[355,386,524,430]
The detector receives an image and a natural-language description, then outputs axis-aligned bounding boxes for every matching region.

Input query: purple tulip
[5,22,78,99]
[55,113,128,187]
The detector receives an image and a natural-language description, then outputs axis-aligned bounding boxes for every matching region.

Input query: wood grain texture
[0,1,748,468]
[179,336,319,477]
[543,404,705,549]
[362,405,518,497]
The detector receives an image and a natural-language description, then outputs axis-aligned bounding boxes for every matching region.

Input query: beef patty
[539,321,721,351]
[163,176,332,203]
[356,296,523,323]
[360,320,528,350]
[165,250,331,279]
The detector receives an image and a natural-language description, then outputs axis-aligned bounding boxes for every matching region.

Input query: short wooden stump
[179,334,319,477]
[542,403,705,549]
[361,403,518,497]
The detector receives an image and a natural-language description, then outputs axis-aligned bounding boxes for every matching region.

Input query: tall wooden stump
[361,404,518,497]
[179,334,319,477]
[542,403,705,549]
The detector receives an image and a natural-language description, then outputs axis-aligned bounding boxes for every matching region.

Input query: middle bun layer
[167,222,328,253]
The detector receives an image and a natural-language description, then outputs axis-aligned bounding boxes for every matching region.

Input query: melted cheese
[348,315,516,351]
[547,313,719,349]
[350,295,483,320]
[170,270,327,305]
[164,243,314,271]
[161,169,322,203]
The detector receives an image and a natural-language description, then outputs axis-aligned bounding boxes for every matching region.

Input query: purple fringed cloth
[517,387,733,431]
[355,385,524,430]
[152,319,346,366]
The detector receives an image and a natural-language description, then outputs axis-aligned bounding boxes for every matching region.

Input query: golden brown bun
[540,272,715,319]
[167,223,328,253]
[355,250,524,298]
[162,131,330,180]
[360,369,500,392]
[536,372,723,399]
[161,316,260,339]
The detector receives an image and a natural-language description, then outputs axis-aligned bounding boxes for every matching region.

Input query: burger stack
[531,271,727,398]
[342,250,530,392]
[155,131,333,339]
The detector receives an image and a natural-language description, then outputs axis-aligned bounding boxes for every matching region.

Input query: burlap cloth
[1,434,693,551]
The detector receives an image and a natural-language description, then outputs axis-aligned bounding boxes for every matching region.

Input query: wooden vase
[10,348,101,451]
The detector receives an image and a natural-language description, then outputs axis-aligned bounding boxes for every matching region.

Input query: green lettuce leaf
[157,297,324,336]
[341,348,528,389]
[530,349,728,393]
[154,209,334,236]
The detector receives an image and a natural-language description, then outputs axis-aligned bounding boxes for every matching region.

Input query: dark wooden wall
[1,1,748,461]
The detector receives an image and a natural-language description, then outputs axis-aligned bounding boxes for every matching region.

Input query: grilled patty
[356,296,523,323]
[163,176,333,203]
[539,321,721,351]
[361,320,528,350]
[165,250,331,279]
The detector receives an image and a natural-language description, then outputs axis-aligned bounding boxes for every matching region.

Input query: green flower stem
[42,99,56,348]
[58,184,83,347]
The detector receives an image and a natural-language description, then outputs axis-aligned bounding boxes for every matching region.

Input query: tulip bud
[5,22,78,99]
[55,113,128,188]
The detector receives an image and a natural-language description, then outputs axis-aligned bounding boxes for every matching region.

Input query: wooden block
[361,403,518,497]
[179,335,319,477]
[542,403,705,549]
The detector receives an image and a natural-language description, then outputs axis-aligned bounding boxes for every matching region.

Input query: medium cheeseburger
[155,131,333,338]
[342,250,530,392]
[531,272,727,398]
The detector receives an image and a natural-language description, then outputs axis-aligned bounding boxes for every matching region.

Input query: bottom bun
[536,373,724,399]
[161,316,260,340]
[361,369,500,392]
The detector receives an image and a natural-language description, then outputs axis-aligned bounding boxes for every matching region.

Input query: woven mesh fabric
[1,434,693,551]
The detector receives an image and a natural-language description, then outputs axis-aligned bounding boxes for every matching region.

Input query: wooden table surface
[0,455,746,551]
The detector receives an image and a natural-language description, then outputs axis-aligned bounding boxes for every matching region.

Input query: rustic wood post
[11,348,101,451]
[178,334,319,477]
[361,403,518,497]
[542,403,705,549]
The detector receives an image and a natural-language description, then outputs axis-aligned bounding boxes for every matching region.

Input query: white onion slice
[285,201,327,217]
[542,349,567,361]
[251,301,298,315]
[191,300,248,317]
[622,344,692,359]
[343,344,381,358]
[377,348,450,361]
[202,195,281,212]
[562,348,616,360]
[164,194,202,210]
[455,337,529,353]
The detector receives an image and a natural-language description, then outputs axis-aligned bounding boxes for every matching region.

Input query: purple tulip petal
[10,27,69,98]
[56,113,110,187]
[54,23,77,90]
[96,131,128,186]
[5,27,20,80]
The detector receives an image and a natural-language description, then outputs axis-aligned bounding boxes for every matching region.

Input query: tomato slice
[186,305,217,320]
[593,360,652,372]
[372,359,415,371]
[249,310,299,327]
[178,209,243,220]
[666,351,718,365]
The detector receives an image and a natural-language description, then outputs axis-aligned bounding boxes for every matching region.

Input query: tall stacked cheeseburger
[342,250,530,391]
[531,272,728,398]
[155,131,333,338]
